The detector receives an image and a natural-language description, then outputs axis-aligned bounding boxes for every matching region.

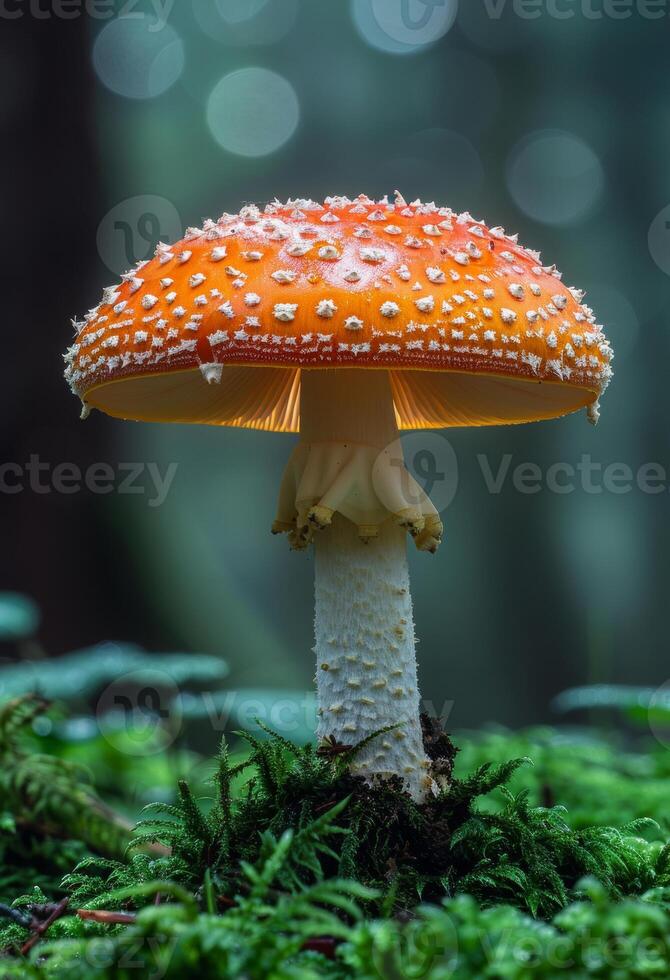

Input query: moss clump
[1,699,670,977]
[55,716,669,922]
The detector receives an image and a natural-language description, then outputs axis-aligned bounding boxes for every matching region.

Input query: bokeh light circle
[351,0,458,54]
[648,204,670,276]
[206,68,299,157]
[214,0,270,23]
[92,18,185,100]
[507,130,604,226]
[0,592,39,642]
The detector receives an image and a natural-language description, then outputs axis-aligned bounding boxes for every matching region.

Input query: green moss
[0,697,132,867]
[2,698,670,978]
[455,727,670,831]
[53,718,670,922]
[5,869,670,978]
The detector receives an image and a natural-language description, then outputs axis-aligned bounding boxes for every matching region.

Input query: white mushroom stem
[314,514,432,800]
[273,369,443,799]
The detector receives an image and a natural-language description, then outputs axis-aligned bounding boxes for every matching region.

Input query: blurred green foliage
[1,704,670,978]
[0,594,40,642]
[0,644,228,702]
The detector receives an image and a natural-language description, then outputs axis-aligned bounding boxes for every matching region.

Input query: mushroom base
[314,514,434,801]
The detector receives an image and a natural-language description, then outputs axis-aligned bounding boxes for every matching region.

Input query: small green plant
[0,832,375,978]
[5,865,670,978]
[455,726,670,830]
[343,879,670,980]
[0,696,132,863]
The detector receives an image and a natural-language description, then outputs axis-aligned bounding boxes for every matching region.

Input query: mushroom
[64,193,613,800]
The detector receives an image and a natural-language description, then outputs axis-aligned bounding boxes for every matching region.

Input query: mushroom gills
[82,363,598,431]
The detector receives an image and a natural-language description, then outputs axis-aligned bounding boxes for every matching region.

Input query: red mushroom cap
[64,193,612,431]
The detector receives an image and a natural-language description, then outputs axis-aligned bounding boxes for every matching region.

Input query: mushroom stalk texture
[314,515,430,799]
[280,368,436,799]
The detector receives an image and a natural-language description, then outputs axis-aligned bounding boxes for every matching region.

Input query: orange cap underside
[65,194,612,431]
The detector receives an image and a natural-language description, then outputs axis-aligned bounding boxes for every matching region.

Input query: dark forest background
[2,0,668,727]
